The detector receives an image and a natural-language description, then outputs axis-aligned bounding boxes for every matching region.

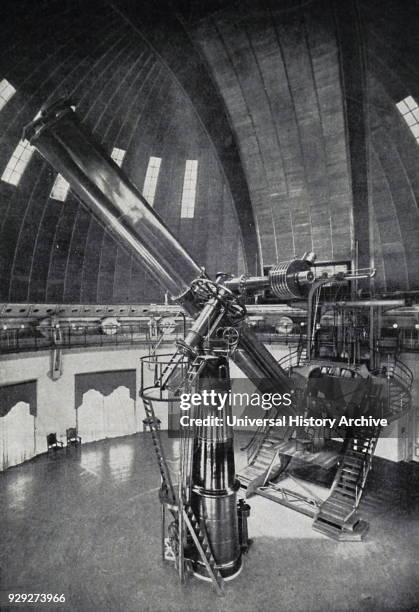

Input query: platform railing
[276,334,307,372]
[392,357,414,390]
[0,324,188,355]
[241,337,306,460]
[370,357,413,392]
[370,357,413,420]
[276,347,301,371]
[0,323,306,356]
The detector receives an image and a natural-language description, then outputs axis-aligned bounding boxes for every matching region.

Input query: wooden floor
[0,432,418,612]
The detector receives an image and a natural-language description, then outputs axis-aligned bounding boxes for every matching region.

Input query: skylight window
[180,160,198,218]
[50,174,70,201]
[142,156,162,206]
[1,110,42,186]
[0,79,16,112]
[1,140,35,186]
[396,96,419,144]
[111,147,126,167]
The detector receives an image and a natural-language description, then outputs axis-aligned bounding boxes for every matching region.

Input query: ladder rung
[342,466,359,475]
[183,505,224,596]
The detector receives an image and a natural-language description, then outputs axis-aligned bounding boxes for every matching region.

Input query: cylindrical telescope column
[189,356,242,580]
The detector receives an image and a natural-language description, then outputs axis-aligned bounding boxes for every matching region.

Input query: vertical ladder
[158,351,185,390]
[185,357,207,388]
[173,356,208,395]
[143,398,224,595]
[142,397,176,505]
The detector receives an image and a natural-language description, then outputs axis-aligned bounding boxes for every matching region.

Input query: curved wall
[0,0,418,302]
[0,346,171,471]
[363,0,419,292]
[0,0,246,305]
[191,0,353,267]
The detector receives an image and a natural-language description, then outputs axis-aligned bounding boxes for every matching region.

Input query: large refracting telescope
[24,101,316,590]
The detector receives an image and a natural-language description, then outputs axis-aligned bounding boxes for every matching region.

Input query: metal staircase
[236,340,309,492]
[237,338,307,486]
[237,346,413,539]
[312,422,381,540]
[237,337,309,492]
[276,336,308,371]
[142,394,225,594]
[311,365,413,540]
[238,429,293,490]
[372,357,413,422]
[182,504,225,595]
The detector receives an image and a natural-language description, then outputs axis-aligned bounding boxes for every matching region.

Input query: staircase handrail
[276,333,307,372]
[393,357,413,389]
[241,342,303,458]
[371,357,413,392]
[354,427,380,506]
[370,357,412,420]
[277,347,304,372]
[244,402,287,463]
[246,419,273,463]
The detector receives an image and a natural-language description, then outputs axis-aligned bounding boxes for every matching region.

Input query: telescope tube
[24,101,201,303]
[24,101,293,397]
